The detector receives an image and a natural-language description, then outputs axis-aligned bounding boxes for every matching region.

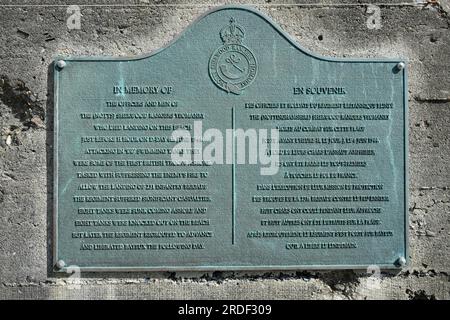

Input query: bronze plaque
[54,6,408,271]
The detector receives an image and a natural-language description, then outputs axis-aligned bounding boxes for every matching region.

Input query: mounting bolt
[395,257,407,267]
[55,259,66,269]
[396,62,405,71]
[56,60,66,69]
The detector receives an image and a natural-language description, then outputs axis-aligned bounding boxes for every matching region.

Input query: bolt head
[56,60,66,69]
[396,257,407,267]
[55,259,66,269]
[396,62,405,71]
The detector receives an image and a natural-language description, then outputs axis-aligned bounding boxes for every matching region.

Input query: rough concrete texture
[0,0,449,300]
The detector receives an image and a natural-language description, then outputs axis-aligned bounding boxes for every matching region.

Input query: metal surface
[53,5,408,271]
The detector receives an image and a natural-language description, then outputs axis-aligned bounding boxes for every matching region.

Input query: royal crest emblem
[208,18,258,95]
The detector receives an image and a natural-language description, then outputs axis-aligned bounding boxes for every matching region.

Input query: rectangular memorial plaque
[53,5,408,271]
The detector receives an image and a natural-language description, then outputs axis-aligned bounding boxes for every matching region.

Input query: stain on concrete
[0,75,45,129]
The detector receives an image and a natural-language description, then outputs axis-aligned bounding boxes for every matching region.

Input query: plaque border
[53,5,408,272]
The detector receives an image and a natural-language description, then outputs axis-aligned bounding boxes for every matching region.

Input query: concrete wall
[0,0,449,300]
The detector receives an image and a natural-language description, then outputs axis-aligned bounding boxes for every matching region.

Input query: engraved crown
[220,18,244,44]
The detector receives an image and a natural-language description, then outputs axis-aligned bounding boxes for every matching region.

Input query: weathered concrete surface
[0,0,449,300]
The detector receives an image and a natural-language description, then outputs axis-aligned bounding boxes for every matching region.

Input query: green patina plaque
[53,5,408,271]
